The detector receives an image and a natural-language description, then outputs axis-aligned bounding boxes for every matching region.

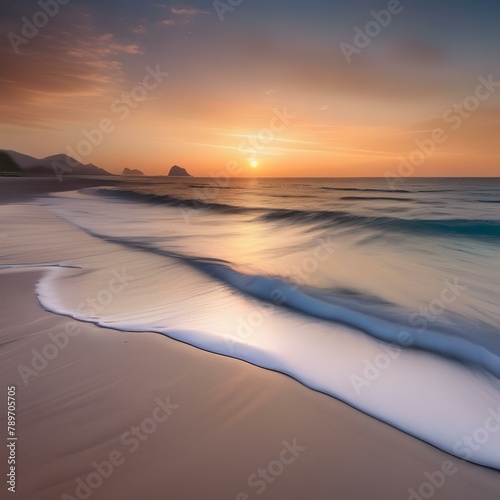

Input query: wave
[320,187,457,194]
[91,187,245,214]
[35,188,500,469]
[89,187,500,240]
[189,261,500,378]
[340,196,413,202]
[188,184,235,190]
[32,247,500,470]
[320,187,412,193]
[258,209,500,239]
[31,206,500,380]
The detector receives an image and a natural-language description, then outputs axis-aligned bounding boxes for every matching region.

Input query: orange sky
[1,1,500,176]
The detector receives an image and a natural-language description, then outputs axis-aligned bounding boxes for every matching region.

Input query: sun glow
[250,159,259,168]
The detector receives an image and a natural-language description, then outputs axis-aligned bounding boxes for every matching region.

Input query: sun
[250,159,259,168]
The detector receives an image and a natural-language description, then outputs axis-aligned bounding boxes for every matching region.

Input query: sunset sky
[1,0,500,177]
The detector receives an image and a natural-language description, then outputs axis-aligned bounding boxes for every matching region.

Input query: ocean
[34,177,500,469]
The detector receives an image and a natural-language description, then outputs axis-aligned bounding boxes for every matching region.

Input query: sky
[1,0,500,177]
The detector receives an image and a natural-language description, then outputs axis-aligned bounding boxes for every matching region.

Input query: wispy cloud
[159,5,210,26]
[171,8,209,16]
[132,24,147,35]
[0,23,142,128]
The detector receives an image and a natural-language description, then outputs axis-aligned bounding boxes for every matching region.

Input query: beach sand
[1,178,499,500]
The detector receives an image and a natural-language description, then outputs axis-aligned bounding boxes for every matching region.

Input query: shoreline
[1,178,499,499]
[0,175,121,204]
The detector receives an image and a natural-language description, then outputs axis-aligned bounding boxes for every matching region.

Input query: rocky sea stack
[168,165,191,177]
[122,168,144,176]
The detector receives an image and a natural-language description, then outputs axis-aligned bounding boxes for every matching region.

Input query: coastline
[1,177,499,500]
[0,175,121,204]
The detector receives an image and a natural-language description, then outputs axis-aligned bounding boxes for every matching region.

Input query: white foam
[35,252,500,470]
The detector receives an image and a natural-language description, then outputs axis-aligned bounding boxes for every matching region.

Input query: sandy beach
[1,177,499,499]
[3,0,500,495]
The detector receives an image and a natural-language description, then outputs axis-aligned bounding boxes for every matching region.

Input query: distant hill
[0,151,23,173]
[122,167,144,176]
[0,150,112,176]
[168,165,191,177]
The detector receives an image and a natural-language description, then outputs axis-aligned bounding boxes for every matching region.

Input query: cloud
[159,5,210,26]
[132,24,147,35]
[0,23,142,129]
[170,8,209,16]
[67,33,142,57]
